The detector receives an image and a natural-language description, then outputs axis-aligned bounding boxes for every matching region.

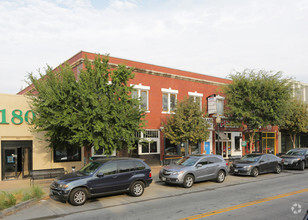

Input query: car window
[135,161,146,170]
[98,162,117,175]
[286,150,305,156]
[79,162,101,175]
[177,157,199,166]
[241,155,261,162]
[118,160,136,173]
[268,154,277,160]
[261,155,270,162]
[197,158,209,166]
[209,157,222,163]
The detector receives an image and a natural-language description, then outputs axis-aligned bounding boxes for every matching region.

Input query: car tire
[275,164,282,174]
[183,174,194,188]
[216,170,226,183]
[69,188,88,206]
[129,181,145,197]
[299,161,305,171]
[251,167,259,177]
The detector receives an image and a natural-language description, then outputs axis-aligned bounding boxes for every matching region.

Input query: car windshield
[240,155,261,162]
[176,157,199,166]
[286,150,305,156]
[78,162,101,175]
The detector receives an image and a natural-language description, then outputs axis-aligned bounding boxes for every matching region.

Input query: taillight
[149,172,152,178]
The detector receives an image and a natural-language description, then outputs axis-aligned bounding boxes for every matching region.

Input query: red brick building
[19,51,245,165]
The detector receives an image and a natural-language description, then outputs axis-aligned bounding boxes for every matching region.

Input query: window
[118,161,135,173]
[98,162,117,175]
[188,91,203,110]
[135,161,146,170]
[138,129,160,154]
[131,84,150,111]
[91,146,116,157]
[162,88,178,113]
[54,146,81,162]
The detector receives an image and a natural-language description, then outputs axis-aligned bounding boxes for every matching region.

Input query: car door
[88,161,118,194]
[258,155,270,173]
[267,155,279,172]
[195,157,219,181]
[115,160,136,191]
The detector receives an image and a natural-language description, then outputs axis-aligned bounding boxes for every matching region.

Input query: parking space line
[180,187,308,220]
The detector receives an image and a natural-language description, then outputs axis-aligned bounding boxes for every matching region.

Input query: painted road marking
[180,188,308,220]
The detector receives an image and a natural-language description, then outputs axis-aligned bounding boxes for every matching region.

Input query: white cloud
[0,0,307,94]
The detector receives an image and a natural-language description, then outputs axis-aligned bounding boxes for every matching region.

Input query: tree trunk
[84,145,92,165]
[290,133,296,149]
[249,130,255,154]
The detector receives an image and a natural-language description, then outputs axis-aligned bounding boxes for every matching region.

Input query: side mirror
[259,160,264,163]
[196,164,202,168]
[97,172,104,178]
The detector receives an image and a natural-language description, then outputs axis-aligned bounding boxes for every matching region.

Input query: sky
[0,0,308,94]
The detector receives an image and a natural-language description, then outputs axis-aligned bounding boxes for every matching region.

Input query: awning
[216,132,229,140]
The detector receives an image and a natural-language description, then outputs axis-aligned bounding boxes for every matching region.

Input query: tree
[224,69,292,153]
[27,55,145,163]
[279,99,308,149]
[162,97,210,153]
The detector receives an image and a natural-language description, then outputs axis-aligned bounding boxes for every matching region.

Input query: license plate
[161,177,166,181]
[284,162,288,165]
[234,169,238,172]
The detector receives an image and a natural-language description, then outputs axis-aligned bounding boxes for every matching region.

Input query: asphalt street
[4,169,308,220]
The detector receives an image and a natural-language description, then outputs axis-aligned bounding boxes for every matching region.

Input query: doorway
[1,141,32,180]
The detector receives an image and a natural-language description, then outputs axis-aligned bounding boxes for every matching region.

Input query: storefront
[214,119,243,159]
[0,93,84,181]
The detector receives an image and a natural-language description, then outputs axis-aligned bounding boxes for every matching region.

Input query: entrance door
[1,141,32,180]
[2,148,17,180]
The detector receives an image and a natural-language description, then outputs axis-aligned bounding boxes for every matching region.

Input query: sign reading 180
[0,109,36,125]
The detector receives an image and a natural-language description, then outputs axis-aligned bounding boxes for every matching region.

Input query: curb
[0,199,36,218]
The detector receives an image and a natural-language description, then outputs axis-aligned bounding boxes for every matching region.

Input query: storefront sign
[0,109,36,125]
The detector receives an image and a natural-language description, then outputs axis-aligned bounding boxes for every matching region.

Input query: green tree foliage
[280,99,308,148]
[27,55,145,162]
[162,97,210,147]
[224,69,292,153]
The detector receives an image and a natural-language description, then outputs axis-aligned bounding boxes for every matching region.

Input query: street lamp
[216,116,221,157]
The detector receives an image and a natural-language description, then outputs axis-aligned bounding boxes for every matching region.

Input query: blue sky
[0,0,307,94]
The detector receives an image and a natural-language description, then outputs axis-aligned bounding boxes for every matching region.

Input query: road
[4,169,308,220]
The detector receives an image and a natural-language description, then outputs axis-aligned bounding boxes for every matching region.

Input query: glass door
[2,148,17,180]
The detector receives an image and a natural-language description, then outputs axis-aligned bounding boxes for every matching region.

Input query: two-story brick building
[16,51,245,167]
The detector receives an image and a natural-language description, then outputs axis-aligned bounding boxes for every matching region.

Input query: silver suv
[159,155,228,188]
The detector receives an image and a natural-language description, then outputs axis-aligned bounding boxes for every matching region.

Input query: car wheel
[275,164,282,174]
[251,167,259,177]
[130,181,145,197]
[299,161,305,171]
[183,174,194,188]
[216,170,225,183]
[69,188,87,206]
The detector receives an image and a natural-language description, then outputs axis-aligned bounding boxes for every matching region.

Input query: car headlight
[172,171,184,175]
[58,184,69,189]
[243,165,252,169]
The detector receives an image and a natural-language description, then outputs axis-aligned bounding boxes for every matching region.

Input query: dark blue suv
[50,158,152,206]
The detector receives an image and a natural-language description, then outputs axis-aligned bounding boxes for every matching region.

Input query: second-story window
[131,84,150,111]
[162,88,178,113]
[188,91,203,110]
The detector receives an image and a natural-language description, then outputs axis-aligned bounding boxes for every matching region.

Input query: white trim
[188,91,203,97]
[161,88,178,94]
[138,129,160,155]
[130,83,150,90]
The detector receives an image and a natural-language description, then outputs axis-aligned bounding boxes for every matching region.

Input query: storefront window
[138,130,160,154]
[165,139,178,155]
[54,146,81,162]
